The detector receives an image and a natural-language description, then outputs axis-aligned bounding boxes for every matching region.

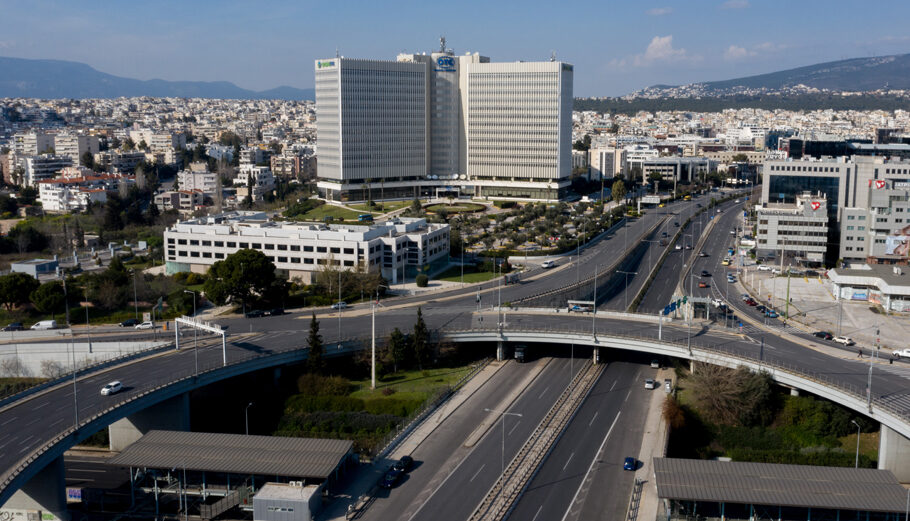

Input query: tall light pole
[337,271,342,349]
[851,420,861,468]
[484,408,523,481]
[183,290,197,375]
[592,266,599,340]
[617,270,638,311]
[131,269,139,320]
[370,285,389,390]
[245,402,254,435]
[70,330,78,427]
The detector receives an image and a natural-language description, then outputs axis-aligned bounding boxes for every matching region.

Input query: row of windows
[758,220,826,227]
[168,237,365,255]
[769,164,842,173]
[844,246,865,252]
[846,215,867,220]
[169,250,359,267]
[844,225,866,231]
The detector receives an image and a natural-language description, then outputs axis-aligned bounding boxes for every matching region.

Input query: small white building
[756,192,829,263]
[38,171,133,213]
[253,482,321,521]
[178,169,219,194]
[828,264,910,312]
[235,166,275,201]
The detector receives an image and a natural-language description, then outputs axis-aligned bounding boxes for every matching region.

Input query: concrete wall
[108,393,190,451]
[878,424,910,482]
[0,456,68,521]
[0,341,166,378]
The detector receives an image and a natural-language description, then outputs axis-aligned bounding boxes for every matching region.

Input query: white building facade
[756,192,829,263]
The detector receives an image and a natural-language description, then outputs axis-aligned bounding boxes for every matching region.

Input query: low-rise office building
[154,190,205,214]
[756,192,829,263]
[164,212,450,283]
[828,263,910,311]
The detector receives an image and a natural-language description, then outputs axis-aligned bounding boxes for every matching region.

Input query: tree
[306,313,325,373]
[688,363,774,426]
[731,153,749,163]
[611,180,627,203]
[31,281,66,321]
[386,327,408,373]
[0,273,39,311]
[80,151,95,171]
[123,138,135,151]
[203,249,279,307]
[138,139,149,151]
[412,307,429,370]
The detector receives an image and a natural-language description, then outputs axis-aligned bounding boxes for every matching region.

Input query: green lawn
[349,364,476,400]
[425,203,485,214]
[299,204,364,222]
[349,200,414,213]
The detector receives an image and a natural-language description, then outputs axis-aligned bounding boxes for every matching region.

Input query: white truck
[893,349,910,359]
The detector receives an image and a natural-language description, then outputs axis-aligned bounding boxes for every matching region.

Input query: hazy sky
[2,0,910,97]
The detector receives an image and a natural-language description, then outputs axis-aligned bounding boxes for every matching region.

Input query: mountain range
[0,56,314,100]
[636,53,910,97]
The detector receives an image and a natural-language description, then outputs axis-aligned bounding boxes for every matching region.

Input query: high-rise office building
[314,42,573,202]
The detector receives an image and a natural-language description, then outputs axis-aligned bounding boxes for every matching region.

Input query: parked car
[1,322,24,331]
[745,299,758,306]
[664,379,672,393]
[31,320,57,330]
[893,349,910,359]
[755,305,767,313]
[392,456,414,473]
[244,310,265,318]
[380,468,403,489]
[764,309,778,318]
[623,457,637,471]
[727,275,736,283]
[265,308,285,316]
[833,336,855,346]
[119,318,140,327]
[813,331,833,340]
[650,359,660,368]
[135,321,154,330]
[331,302,348,310]
[101,381,122,396]
[757,265,772,271]
[644,378,656,390]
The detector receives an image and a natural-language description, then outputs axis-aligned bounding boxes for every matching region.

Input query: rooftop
[654,458,908,512]
[254,482,319,501]
[107,430,352,480]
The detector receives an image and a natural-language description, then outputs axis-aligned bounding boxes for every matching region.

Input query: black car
[264,308,285,316]
[119,318,139,327]
[380,468,403,489]
[700,270,710,277]
[392,456,414,473]
[1,322,24,331]
[813,331,833,340]
[245,310,265,318]
[755,305,767,313]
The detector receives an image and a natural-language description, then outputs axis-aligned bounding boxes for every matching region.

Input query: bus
[358,214,374,222]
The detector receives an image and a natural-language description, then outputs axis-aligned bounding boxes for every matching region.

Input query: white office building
[589,147,626,181]
[756,192,829,263]
[164,212,449,283]
[314,43,574,201]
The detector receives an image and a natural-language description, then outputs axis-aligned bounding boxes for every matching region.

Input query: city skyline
[1,0,910,97]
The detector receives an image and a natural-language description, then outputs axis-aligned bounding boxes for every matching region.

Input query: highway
[506,360,653,521]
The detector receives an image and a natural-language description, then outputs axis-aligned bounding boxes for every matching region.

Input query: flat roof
[108,431,352,480]
[255,482,319,501]
[654,458,909,512]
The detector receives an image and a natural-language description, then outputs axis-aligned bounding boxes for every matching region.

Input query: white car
[893,349,910,359]
[135,321,154,330]
[540,260,556,269]
[757,265,772,271]
[331,302,347,310]
[644,378,656,390]
[101,381,122,395]
[833,336,855,346]
[674,244,682,250]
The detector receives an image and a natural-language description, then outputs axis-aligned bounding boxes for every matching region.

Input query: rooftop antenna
[550,51,557,62]
[335,47,340,58]
[440,36,447,53]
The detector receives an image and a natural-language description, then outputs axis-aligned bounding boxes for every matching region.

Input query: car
[245,309,265,318]
[135,321,154,330]
[674,244,682,250]
[661,232,668,237]
[265,308,285,316]
[100,381,122,396]
[771,268,781,275]
[717,209,722,213]
[119,318,140,327]
[698,281,708,288]
[813,331,833,340]
[696,203,702,208]
[685,245,692,250]
[700,270,710,277]
[674,222,680,227]
[623,457,637,471]
[833,336,855,346]
[745,299,758,306]
[755,305,767,313]
[1,322,24,332]
[664,379,673,393]
[650,359,660,368]
[730,230,736,235]
[331,302,348,310]
[31,320,57,330]
[540,260,556,269]
[764,310,778,318]
[698,251,709,257]
[721,259,731,266]
[380,468,403,489]
[392,456,414,473]
[757,265,772,271]
[727,275,736,283]
[644,378,656,389]
[893,349,910,359]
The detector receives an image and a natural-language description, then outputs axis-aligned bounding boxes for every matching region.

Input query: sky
[2,0,910,97]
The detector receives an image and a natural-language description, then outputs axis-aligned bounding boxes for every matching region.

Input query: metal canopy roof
[654,458,909,512]
[108,431,352,480]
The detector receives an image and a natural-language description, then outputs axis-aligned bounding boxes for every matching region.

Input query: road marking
[507,420,521,436]
[469,464,486,482]
[588,411,598,426]
[624,388,632,403]
[609,381,617,392]
[24,417,41,427]
[1,416,17,426]
[531,505,544,521]
[563,452,575,471]
[560,411,621,521]
[538,386,550,399]
[32,401,49,410]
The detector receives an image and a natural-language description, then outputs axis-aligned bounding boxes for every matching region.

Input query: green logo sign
[317,60,336,69]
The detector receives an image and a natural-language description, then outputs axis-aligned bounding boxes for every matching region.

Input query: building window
[202,240,211,246]
[227,242,237,248]
[214,241,224,247]
[167,238,175,244]
[215,253,225,259]
[202,252,212,258]
[317,246,327,253]
[277,244,287,251]
[178,239,187,245]
[252,243,262,249]
[344,248,354,255]
[291,257,301,263]
[277,257,287,263]
[344,260,354,266]
[190,240,199,246]
[331,247,341,254]
[191,251,200,257]
[304,246,314,252]
[304,258,314,264]
[264,244,274,250]
[290,245,300,251]
[239,242,249,248]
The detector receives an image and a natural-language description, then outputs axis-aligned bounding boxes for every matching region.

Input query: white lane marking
[560,411,621,521]
[609,381,617,392]
[562,452,575,471]
[1,416,17,426]
[470,464,486,483]
[624,388,632,403]
[588,411,599,426]
[507,420,521,436]
[538,386,550,399]
[32,401,49,410]
[531,505,544,521]
[24,417,41,427]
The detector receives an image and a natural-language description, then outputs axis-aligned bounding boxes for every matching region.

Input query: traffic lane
[507,361,646,521]
[409,357,583,521]
[361,359,550,521]
[65,455,130,489]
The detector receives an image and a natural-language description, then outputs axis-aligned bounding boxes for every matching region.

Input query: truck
[893,349,910,359]
[514,345,526,363]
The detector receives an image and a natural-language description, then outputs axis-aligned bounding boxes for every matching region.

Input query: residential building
[178,169,219,194]
[12,132,54,156]
[21,155,73,186]
[54,134,100,161]
[235,165,275,201]
[95,151,147,174]
[756,192,829,263]
[128,130,186,152]
[154,190,205,213]
[37,170,133,213]
[589,147,626,181]
[163,212,450,284]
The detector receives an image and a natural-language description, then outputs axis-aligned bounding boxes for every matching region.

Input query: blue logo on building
[435,56,456,72]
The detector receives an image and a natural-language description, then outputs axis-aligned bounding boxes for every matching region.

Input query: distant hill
[641,53,910,95]
[0,56,314,100]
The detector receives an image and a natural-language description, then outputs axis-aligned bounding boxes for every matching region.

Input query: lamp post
[851,420,861,468]
[484,408,523,481]
[70,329,78,427]
[245,402,254,435]
[337,271,342,350]
[183,290,197,375]
[370,285,389,390]
[617,270,638,311]
[131,269,138,320]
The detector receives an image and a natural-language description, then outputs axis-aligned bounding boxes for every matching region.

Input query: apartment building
[22,155,73,186]
[589,147,626,181]
[234,165,275,201]
[178,169,219,194]
[164,212,450,283]
[12,132,54,156]
[155,190,206,214]
[37,171,131,213]
[54,134,100,161]
[128,130,186,152]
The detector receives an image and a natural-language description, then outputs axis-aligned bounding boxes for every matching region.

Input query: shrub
[296,373,352,396]
[381,387,396,396]
[415,274,428,287]
[185,272,206,285]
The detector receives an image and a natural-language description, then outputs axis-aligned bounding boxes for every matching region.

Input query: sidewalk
[318,359,508,521]
[631,367,673,521]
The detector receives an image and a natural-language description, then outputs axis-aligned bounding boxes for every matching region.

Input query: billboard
[885,235,910,256]
[642,195,660,204]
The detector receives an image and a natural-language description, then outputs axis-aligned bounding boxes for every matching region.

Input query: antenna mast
[550,50,557,62]
[440,36,447,53]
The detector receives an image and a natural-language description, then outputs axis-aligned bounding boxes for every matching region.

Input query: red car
[698,281,708,288]
[745,299,757,306]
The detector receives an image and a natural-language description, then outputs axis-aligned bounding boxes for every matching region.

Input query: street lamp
[617,270,638,311]
[183,290,197,375]
[245,402,254,435]
[851,420,861,468]
[484,408,523,481]
[371,284,389,390]
[131,269,139,320]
